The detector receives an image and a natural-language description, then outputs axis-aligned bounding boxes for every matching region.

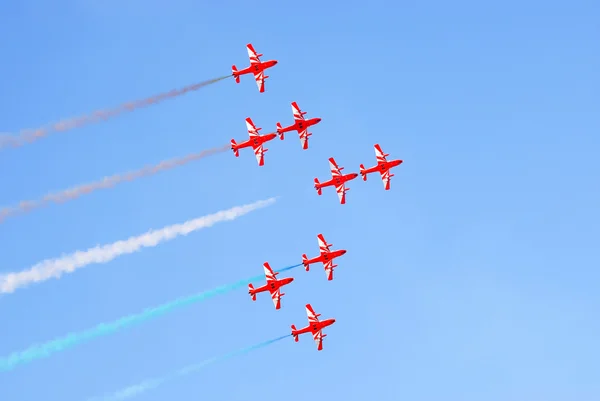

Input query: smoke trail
[0,197,277,294]
[0,266,300,371]
[0,75,231,150]
[86,335,291,401]
[0,144,230,223]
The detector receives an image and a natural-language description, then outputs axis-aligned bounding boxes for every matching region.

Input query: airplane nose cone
[332,319,336,324]
[316,118,322,123]
[341,250,347,255]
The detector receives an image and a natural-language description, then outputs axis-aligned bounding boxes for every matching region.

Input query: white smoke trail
[0,197,277,294]
[0,144,230,223]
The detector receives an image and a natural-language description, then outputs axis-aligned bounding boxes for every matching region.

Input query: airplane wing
[328,157,349,204]
[305,304,325,350]
[252,143,265,166]
[374,144,394,189]
[335,182,347,204]
[298,128,309,150]
[374,143,388,163]
[245,117,260,137]
[312,329,324,351]
[306,303,321,323]
[269,287,282,309]
[263,262,277,282]
[329,157,343,177]
[291,102,306,121]
[246,43,261,64]
[317,234,331,253]
[380,169,392,190]
[252,70,266,93]
[323,260,334,281]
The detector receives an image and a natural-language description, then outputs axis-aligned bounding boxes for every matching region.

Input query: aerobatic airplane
[314,157,358,204]
[291,304,336,351]
[231,43,278,93]
[359,144,404,190]
[275,101,322,149]
[248,262,294,310]
[231,117,278,166]
[302,233,347,280]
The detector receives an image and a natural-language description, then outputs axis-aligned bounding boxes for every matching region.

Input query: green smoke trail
[0,264,301,372]
[86,335,291,401]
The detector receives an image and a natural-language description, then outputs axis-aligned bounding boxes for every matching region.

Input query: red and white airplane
[314,157,358,204]
[232,43,278,93]
[248,262,294,310]
[291,304,336,351]
[275,102,322,149]
[231,117,278,166]
[302,233,347,280]
[359,144,404,190]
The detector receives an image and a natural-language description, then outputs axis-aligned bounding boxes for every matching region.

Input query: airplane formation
[248,233,345,350]
[235,43,404,351]
[0,37,410,394]
[232,44,404,204]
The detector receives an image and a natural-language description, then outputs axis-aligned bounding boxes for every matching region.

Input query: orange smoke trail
[0,75,231,150]
[0,144,230,223]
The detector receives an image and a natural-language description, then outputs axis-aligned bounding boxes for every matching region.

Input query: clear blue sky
[1,0,599,400]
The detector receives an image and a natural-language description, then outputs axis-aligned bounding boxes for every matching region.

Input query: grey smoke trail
[0,75,231,150]
[0,144,230,223]
[0,197,277,294]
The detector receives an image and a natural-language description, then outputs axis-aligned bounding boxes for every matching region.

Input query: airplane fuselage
[319,173,358,189]
[252,277,294,294]
[280,117,322,134]
[293,318,336,337]
[235,132,278,150]
[305,249,347,266]
[363,159,403,175]
[236,60,278,76]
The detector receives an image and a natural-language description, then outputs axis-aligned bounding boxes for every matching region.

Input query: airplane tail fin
[360,164,367,181]
[302,254,310,271]
[291,325,299,342]
[230,139,239,157]
[231,65,240,83]
[276,122,284,139]
[248,283,256,301]
[314,178,322,195]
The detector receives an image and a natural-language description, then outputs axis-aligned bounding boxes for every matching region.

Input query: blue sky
[1,0,599,399]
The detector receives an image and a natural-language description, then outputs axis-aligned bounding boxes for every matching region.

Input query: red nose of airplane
[316,118,322,123]
[332,319,336,324]
[341,250,347,255]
